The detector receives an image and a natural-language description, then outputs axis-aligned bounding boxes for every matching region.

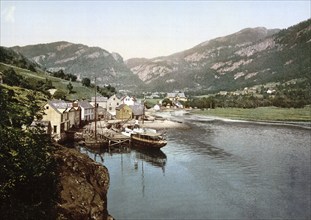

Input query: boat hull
[131,135,167,149]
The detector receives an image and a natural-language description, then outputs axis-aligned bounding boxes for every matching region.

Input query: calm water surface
[80,113,311,219]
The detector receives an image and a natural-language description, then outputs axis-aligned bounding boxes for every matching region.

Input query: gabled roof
[130,104,144,115]
[48,100,72,114]
[167,92,186,98]
[49,100,71,109]
[108,94,121,101]
[121,96,137,101]
[91,96,108,102]
[77,100,94,109]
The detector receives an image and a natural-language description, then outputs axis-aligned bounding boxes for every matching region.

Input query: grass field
[192,106,311,122]
[0,63,95,100]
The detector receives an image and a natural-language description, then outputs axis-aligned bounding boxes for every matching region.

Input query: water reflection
[77,114,311,219]
[135,148,167,169]
[78,145,167,171]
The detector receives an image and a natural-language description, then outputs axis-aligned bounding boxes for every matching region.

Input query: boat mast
[142,96,145,124]
[94,77,97,141]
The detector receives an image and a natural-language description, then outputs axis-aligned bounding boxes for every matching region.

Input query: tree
[53,89,67,100]
[3,68,23,86]
[162,98,172,107]
[82,77,91,87]
[67,82,73,94]
[0,86,57,218]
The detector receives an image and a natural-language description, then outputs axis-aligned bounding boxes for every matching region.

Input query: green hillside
[0,62,96,101]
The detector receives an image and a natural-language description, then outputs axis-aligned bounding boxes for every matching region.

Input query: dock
[105,133,131,147]
[81,126,131,148]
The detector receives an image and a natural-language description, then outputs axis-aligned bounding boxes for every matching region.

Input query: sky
[1,1,310,59]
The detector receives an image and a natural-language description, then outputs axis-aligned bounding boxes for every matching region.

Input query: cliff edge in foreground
[53,146,113,220]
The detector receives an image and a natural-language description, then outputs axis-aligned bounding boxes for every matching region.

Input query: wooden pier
[105,133,131,148]
[81,128,131,148]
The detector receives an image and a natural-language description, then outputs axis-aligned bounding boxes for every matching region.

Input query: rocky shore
[53,145,114,220]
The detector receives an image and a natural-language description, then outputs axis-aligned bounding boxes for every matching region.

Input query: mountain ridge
[11,41,145,91]
[7,19,311,94]
[126,20,310,93]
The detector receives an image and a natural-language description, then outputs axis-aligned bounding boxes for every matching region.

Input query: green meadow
[0,63,95,100]
[192,106,311,122]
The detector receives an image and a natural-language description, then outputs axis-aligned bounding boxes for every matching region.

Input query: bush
[82,77,91,87]
[0,86,57,219]
[53,89,67,100]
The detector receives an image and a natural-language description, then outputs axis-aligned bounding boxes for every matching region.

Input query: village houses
[121,96,136,106]
[165,92,188,108]
[39,94,149,141]
[115,103,145,120]
[75,100,94,122]
[107,94,121,116]
[166,92,188,102]
[90,96,108,109]
[116,104,132,120]
[42,100,72,140]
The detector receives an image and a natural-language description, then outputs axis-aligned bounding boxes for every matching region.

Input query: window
[53,126,57,133]
[46,106,49,109]
[109,107,112,111]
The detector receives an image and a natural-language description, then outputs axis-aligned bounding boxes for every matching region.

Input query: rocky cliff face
[126,27,281,92]
[53,146,113,220]
[126,20,311,93]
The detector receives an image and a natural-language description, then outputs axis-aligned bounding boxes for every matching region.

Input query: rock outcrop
[53,146,113,220]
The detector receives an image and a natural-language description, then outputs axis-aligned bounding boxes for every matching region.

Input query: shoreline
[150,109,311,130]
[188,111,311,130]
[85,108,311,132]
[139,118,190,130]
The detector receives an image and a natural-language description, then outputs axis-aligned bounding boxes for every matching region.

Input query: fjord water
[80,113,310,219]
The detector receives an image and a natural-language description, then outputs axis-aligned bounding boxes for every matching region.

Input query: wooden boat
[83,77,108,149]
[84,138,107,149]
[130,130,167,149]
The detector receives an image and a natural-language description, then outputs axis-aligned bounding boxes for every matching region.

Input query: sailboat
[84,78,107,148]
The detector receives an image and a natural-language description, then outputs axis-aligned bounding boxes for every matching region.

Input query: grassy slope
[0,62,95,100]
[192,106,311,122]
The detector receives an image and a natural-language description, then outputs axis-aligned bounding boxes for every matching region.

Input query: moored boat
[130,130,167,149]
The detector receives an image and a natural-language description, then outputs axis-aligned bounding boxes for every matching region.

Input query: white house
[166,92,187,102]
[76,100,94,122]
[107,94,121,116]
[121,96,136,106]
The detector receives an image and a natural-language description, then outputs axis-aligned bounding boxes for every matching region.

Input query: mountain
[126,19,311,93]
[8,19,311,94]
[0,46,41,72]
[11,41,144,91]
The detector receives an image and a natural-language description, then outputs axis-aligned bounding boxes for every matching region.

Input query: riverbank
[189,107,311,129]
[84,111,190,132]
[192,106,311,122]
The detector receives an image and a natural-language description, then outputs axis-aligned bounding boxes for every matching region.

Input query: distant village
[36,92,188,141]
